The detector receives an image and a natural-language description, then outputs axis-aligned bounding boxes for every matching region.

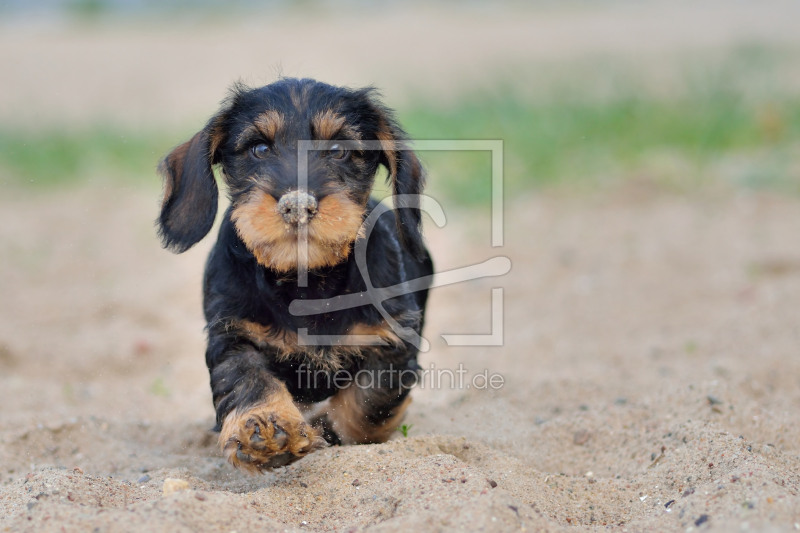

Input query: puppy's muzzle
[277,190,318,226]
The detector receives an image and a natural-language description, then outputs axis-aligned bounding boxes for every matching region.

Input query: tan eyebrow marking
[235,110,285,151]
[312,110,346,140]
[255,110,285,138]
[311,110,363,141]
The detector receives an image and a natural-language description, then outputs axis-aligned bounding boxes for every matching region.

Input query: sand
[2,183,800,532]
[2,3,800,531]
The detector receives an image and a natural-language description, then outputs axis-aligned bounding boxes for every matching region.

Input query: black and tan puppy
[156,78,432,472]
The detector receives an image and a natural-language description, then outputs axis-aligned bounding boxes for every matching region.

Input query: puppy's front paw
[220,398,325,473]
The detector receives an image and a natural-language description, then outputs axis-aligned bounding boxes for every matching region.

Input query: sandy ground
[2,183,800,532]
[2,2,800,532]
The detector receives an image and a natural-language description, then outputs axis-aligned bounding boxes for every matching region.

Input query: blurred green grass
[408,49,800,203]
[2,48,799,202]
[409,89,800,203]
[0,128,172,187]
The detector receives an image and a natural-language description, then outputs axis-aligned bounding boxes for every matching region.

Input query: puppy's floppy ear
[157,120,223,253]
[372,102,427,260]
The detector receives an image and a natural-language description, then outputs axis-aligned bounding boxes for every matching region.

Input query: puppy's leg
[321,359,417,445]
[210,348,325,472]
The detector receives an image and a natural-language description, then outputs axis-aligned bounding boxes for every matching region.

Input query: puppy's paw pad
[220,406,325,473]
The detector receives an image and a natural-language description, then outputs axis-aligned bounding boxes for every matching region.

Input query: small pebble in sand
[706,395,722,406]
[573,430,590,446]
[162,478,190,496]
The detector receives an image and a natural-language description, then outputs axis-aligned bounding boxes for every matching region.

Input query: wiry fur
[156,78,433,472]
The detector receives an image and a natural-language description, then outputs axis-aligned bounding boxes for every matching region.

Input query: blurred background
[1,0,800,445]
[2,0,800,199]
[3,4,800,529]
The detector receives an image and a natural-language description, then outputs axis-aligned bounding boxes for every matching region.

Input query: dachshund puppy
[157,78,432,472]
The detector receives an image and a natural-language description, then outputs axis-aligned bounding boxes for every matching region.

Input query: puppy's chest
[230,315,402,372]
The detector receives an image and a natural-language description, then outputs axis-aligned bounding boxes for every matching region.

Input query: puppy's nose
[277,190,318,225]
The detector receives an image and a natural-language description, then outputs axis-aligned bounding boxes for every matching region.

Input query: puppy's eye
[328,143,349,160]
[250,143,270,159]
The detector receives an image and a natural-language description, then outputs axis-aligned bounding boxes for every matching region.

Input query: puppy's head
[157,78,425,272]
